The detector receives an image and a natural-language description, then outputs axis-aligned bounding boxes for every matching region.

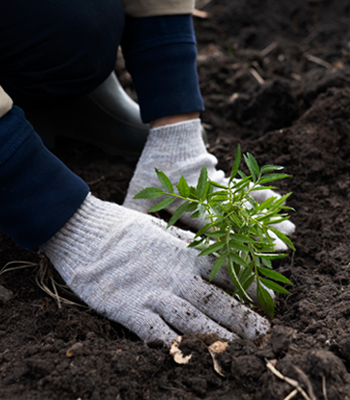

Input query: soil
[1,0,350,399]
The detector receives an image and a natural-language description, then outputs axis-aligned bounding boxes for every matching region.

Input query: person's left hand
[41,194,270,346]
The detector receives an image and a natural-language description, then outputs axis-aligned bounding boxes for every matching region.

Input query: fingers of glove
[147,213,196,243]
[197,257,236,292]
[269,219,295,236]
[124,309,179,346]
[266,230,288,252]
[182,276,270,340]
[156,294,238,343]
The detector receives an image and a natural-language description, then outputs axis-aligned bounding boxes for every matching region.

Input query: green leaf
[227,259,251,301]
[257,266,292,285]
[194,221,218,237]
[247,196,257,210]
[202,182,211,202]
[207,182,214,197]
[254,253,287,260]
[186,203,198,212]
[197,165,208,199]
[259,173,291,185]
[260,165,284,173]
[242,275,255,291]
[256,226,267,243]
[270,192,292,208]
[256,244,276,253]
[254,196,278,213]
[260,278,290,294]
[238,263,254,286]
[189,186,199,199]
[257,282,275,317]
[155,169,174,193]
[228,252,249,267]
[229,144,241,183]
[237,170,247,179]
[176,175,190,198]
[167,201,190,227]
[148,197,175,212]
[209,181,228,189]
[227,214,245,231]
[204,231,228,238]
[256,215,290,225]
[228,241,251,252]
[207,190,229,198]
[190,210,200,219]
[231,176,252,191]
[244,153,260,182]
[250,185,278,192]
[198,241,226,256]
[197,203,207,220]
[133,187,166,199]
[209,194,230,203]
[188,238,205,248]
[261,257,272,269]
[230,233,257,244]
[209,253,227,281]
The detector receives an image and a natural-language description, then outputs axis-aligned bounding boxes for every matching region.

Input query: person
[0,0,294,346]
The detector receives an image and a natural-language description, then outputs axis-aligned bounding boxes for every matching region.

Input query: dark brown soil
[1,1,350,399]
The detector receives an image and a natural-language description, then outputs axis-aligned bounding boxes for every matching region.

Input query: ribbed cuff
[145,119,207,162]
[0,106,89,249]
[41,194,122,264]
[121,15,204,122]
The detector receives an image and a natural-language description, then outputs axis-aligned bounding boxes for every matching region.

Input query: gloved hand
[123,119,295,251]
[41,193,270,346]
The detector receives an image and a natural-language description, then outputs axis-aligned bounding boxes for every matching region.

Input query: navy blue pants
[0,1,204,249]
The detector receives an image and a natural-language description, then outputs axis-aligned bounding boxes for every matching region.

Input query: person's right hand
[123,119,295,251]
[41,193,270,346]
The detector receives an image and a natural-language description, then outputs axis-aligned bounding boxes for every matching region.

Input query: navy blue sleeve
[121,15,204,122]
[0,106,89,249]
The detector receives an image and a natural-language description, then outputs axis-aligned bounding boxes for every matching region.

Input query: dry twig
[266,359,313,400]
[291,73,302,81]
[249,67,265,84]
[305,54,331,69]
[260,42,278,58]
[1,256,86,309]
[294,366,317,400]
[283,389,298,400]
[322,375,328,400]
[193,9,209,18]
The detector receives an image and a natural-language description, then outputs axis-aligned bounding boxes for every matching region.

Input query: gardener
[0,0,294,345]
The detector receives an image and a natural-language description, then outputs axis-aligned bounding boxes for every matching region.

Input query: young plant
[134,145,294,317]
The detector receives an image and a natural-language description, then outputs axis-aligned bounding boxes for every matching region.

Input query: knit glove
[123,119,295,251]
[41,193,270,346]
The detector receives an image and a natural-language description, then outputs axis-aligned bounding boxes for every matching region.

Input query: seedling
[135,145,294,317]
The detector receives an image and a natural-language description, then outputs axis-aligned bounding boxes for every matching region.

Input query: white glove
[123,119,295,250]
[41,193,270,346]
